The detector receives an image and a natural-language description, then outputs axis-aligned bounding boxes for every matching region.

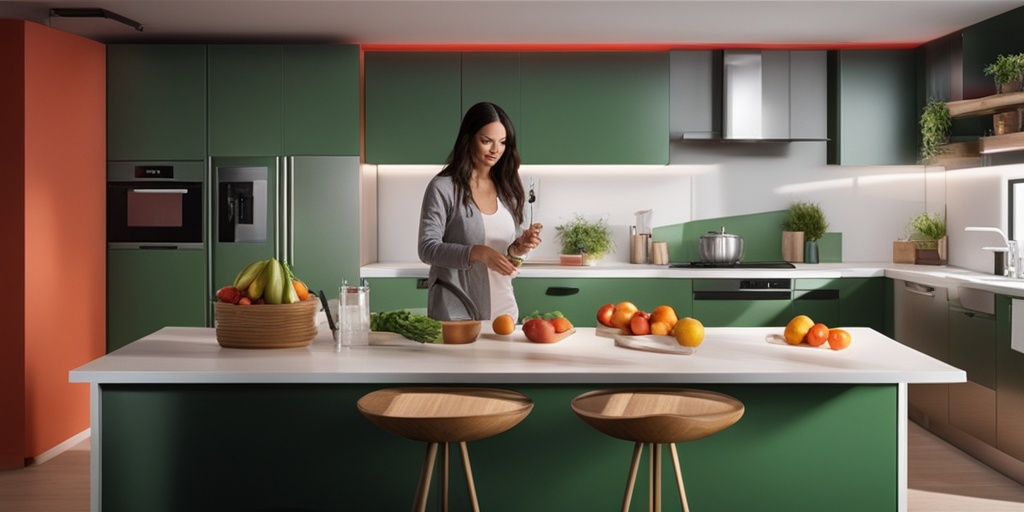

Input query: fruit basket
[214,297,319,349]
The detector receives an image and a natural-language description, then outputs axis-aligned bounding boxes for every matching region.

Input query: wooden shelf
[947,91,1024,118]
[981,131,1024,154]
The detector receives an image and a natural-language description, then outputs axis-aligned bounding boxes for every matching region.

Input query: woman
[418,102,542,321]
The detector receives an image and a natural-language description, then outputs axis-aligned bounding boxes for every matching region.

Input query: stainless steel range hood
[671,50,827,142]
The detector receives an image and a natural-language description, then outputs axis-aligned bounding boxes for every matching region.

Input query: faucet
[965,226,1022,278]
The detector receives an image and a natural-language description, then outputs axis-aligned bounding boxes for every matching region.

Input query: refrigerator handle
[274,157,283,262]
[287,156,295,265]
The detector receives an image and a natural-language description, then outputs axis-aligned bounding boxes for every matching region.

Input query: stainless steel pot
[698,227,744,264]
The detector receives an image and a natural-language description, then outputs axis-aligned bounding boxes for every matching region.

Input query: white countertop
[69,324,964,385]
[362,260,1024,296]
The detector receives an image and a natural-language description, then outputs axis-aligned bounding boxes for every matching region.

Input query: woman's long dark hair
[439,102,525,226]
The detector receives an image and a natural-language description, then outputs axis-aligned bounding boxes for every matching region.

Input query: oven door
[107,180,204,248]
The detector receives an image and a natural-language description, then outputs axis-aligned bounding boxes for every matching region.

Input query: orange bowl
[441,320,482,344]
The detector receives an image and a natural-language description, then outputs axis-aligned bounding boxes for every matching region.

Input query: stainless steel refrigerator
[210,155,360,318]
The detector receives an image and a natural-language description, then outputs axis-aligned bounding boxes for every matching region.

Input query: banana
[247,270,268,300]
[282,278,300,304]
[233,259,269,291]
[262,258,287,304]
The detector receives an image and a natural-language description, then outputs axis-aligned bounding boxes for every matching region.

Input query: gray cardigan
[418,175,509,321]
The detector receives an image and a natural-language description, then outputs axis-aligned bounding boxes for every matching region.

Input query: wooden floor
[2,422,1024,511]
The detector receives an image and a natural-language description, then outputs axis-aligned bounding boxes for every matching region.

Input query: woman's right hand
[471,245,518,276]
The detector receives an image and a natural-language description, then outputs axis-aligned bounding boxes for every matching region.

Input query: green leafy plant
[907,212,946,242]
[919,99,952,164]
[555,214,614,259]
[784,201,828,242]
[984,53,1024,88]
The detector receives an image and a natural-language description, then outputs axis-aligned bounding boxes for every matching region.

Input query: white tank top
[481,201,518,321]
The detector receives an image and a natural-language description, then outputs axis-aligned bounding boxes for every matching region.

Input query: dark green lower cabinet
[364,277,429,312]
[948,305,997,445]
[99,383,898,511]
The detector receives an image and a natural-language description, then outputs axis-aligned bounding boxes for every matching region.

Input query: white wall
[946,163,1024,273]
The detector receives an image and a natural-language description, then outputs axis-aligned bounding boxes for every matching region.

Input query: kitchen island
[71,324,963,512]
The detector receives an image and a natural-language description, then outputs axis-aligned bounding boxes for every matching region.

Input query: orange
[492,314,515,335]
[827,329,852,351]
[784,315,815,345]
[615,301,639,315]
[650,305,679,330]
[550,317,573,334]
[611,307,636,331]
[805,323,829,347]
[674,317,705,347]
[650,321,671,336]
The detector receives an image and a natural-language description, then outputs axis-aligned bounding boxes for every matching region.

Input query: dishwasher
[948,288,997,445]
[691,279,793,327]
[893,279,950,426]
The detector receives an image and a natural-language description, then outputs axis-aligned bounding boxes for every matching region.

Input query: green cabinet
[209,45,359,156]
[364,278,429,313]
[107,249,207,352]
[519,52,669,164]
[364,52,462,164]
[793,277,885,330]
[364,51,669,164]
[827,50,918,165]
[514,278,690,326]
[107,45,207,160]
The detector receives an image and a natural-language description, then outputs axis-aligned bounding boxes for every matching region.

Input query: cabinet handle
[904,282,936,297]
[545,287,579,296]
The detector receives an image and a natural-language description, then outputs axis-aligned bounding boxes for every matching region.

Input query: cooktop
[669,261,797,269]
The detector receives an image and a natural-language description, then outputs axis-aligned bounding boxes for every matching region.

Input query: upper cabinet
[519,52,669,164]
[827,50,918,165]
[107,45,207,161]
[364,51,669,165]
[208,45,359,157]
[364,52,462,164]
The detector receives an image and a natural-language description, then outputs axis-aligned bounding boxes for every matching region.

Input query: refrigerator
[210,155,360,320]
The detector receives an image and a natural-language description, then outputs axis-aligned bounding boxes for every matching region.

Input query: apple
[629,312,651,335]
[523,318,558,343]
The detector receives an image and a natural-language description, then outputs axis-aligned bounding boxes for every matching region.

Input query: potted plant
[984,53,1024,93]
[555,214,614,265]
[784,202,828,264]
[919,99,952,164]
[907,212,947,265]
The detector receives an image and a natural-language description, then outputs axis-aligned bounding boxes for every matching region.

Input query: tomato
[806,323,829,347]
[216,285,242,304]
[596,303,616,327]
[629,312,651,335]
[523,318,558,343]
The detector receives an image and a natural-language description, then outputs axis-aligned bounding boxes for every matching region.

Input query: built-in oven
[107,161,204,249]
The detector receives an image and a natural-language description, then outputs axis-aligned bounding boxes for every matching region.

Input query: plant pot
[804,240,819,264]
[782,231,804,263]
[892,241,916,264]
[999,79,1023,94]
[913,237,947,266]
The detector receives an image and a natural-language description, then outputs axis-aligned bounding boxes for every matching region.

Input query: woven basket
[214,297,319,349]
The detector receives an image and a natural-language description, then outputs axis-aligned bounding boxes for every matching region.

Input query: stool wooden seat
[358,387,533,512]
[571,388,744,512]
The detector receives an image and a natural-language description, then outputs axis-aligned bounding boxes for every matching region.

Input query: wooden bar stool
[357,387,533,512]
[571,388,744,512]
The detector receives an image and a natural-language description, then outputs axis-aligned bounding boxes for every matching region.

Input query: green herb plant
[907,212,946,245]
[369,310,442,343]
[555,214,615,259]
[984,53,1024,90]
[919,99,952,164]
[784,201,829,242]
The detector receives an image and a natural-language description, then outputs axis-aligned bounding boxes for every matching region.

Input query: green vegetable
[520,310,564,323]
[370,310,442,343]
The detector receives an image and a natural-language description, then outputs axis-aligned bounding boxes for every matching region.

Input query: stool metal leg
[414,442,439,512]
[622,442,644,512]
[459,441,481,512]
[669,443,690,512]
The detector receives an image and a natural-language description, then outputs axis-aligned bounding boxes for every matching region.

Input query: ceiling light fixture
[49,8,144,32]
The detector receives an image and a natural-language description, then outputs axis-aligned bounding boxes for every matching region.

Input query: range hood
[671,50,828,142]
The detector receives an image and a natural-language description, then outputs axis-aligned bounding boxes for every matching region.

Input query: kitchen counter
[71,324,961,512]
[363,260,1024,297]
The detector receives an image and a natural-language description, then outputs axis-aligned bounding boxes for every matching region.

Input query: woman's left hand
[511,223,543,257]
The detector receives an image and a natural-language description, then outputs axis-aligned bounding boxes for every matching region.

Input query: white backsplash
[368,145,1023,267]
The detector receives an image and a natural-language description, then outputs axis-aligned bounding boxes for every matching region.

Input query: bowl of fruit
[213,258,318,349]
